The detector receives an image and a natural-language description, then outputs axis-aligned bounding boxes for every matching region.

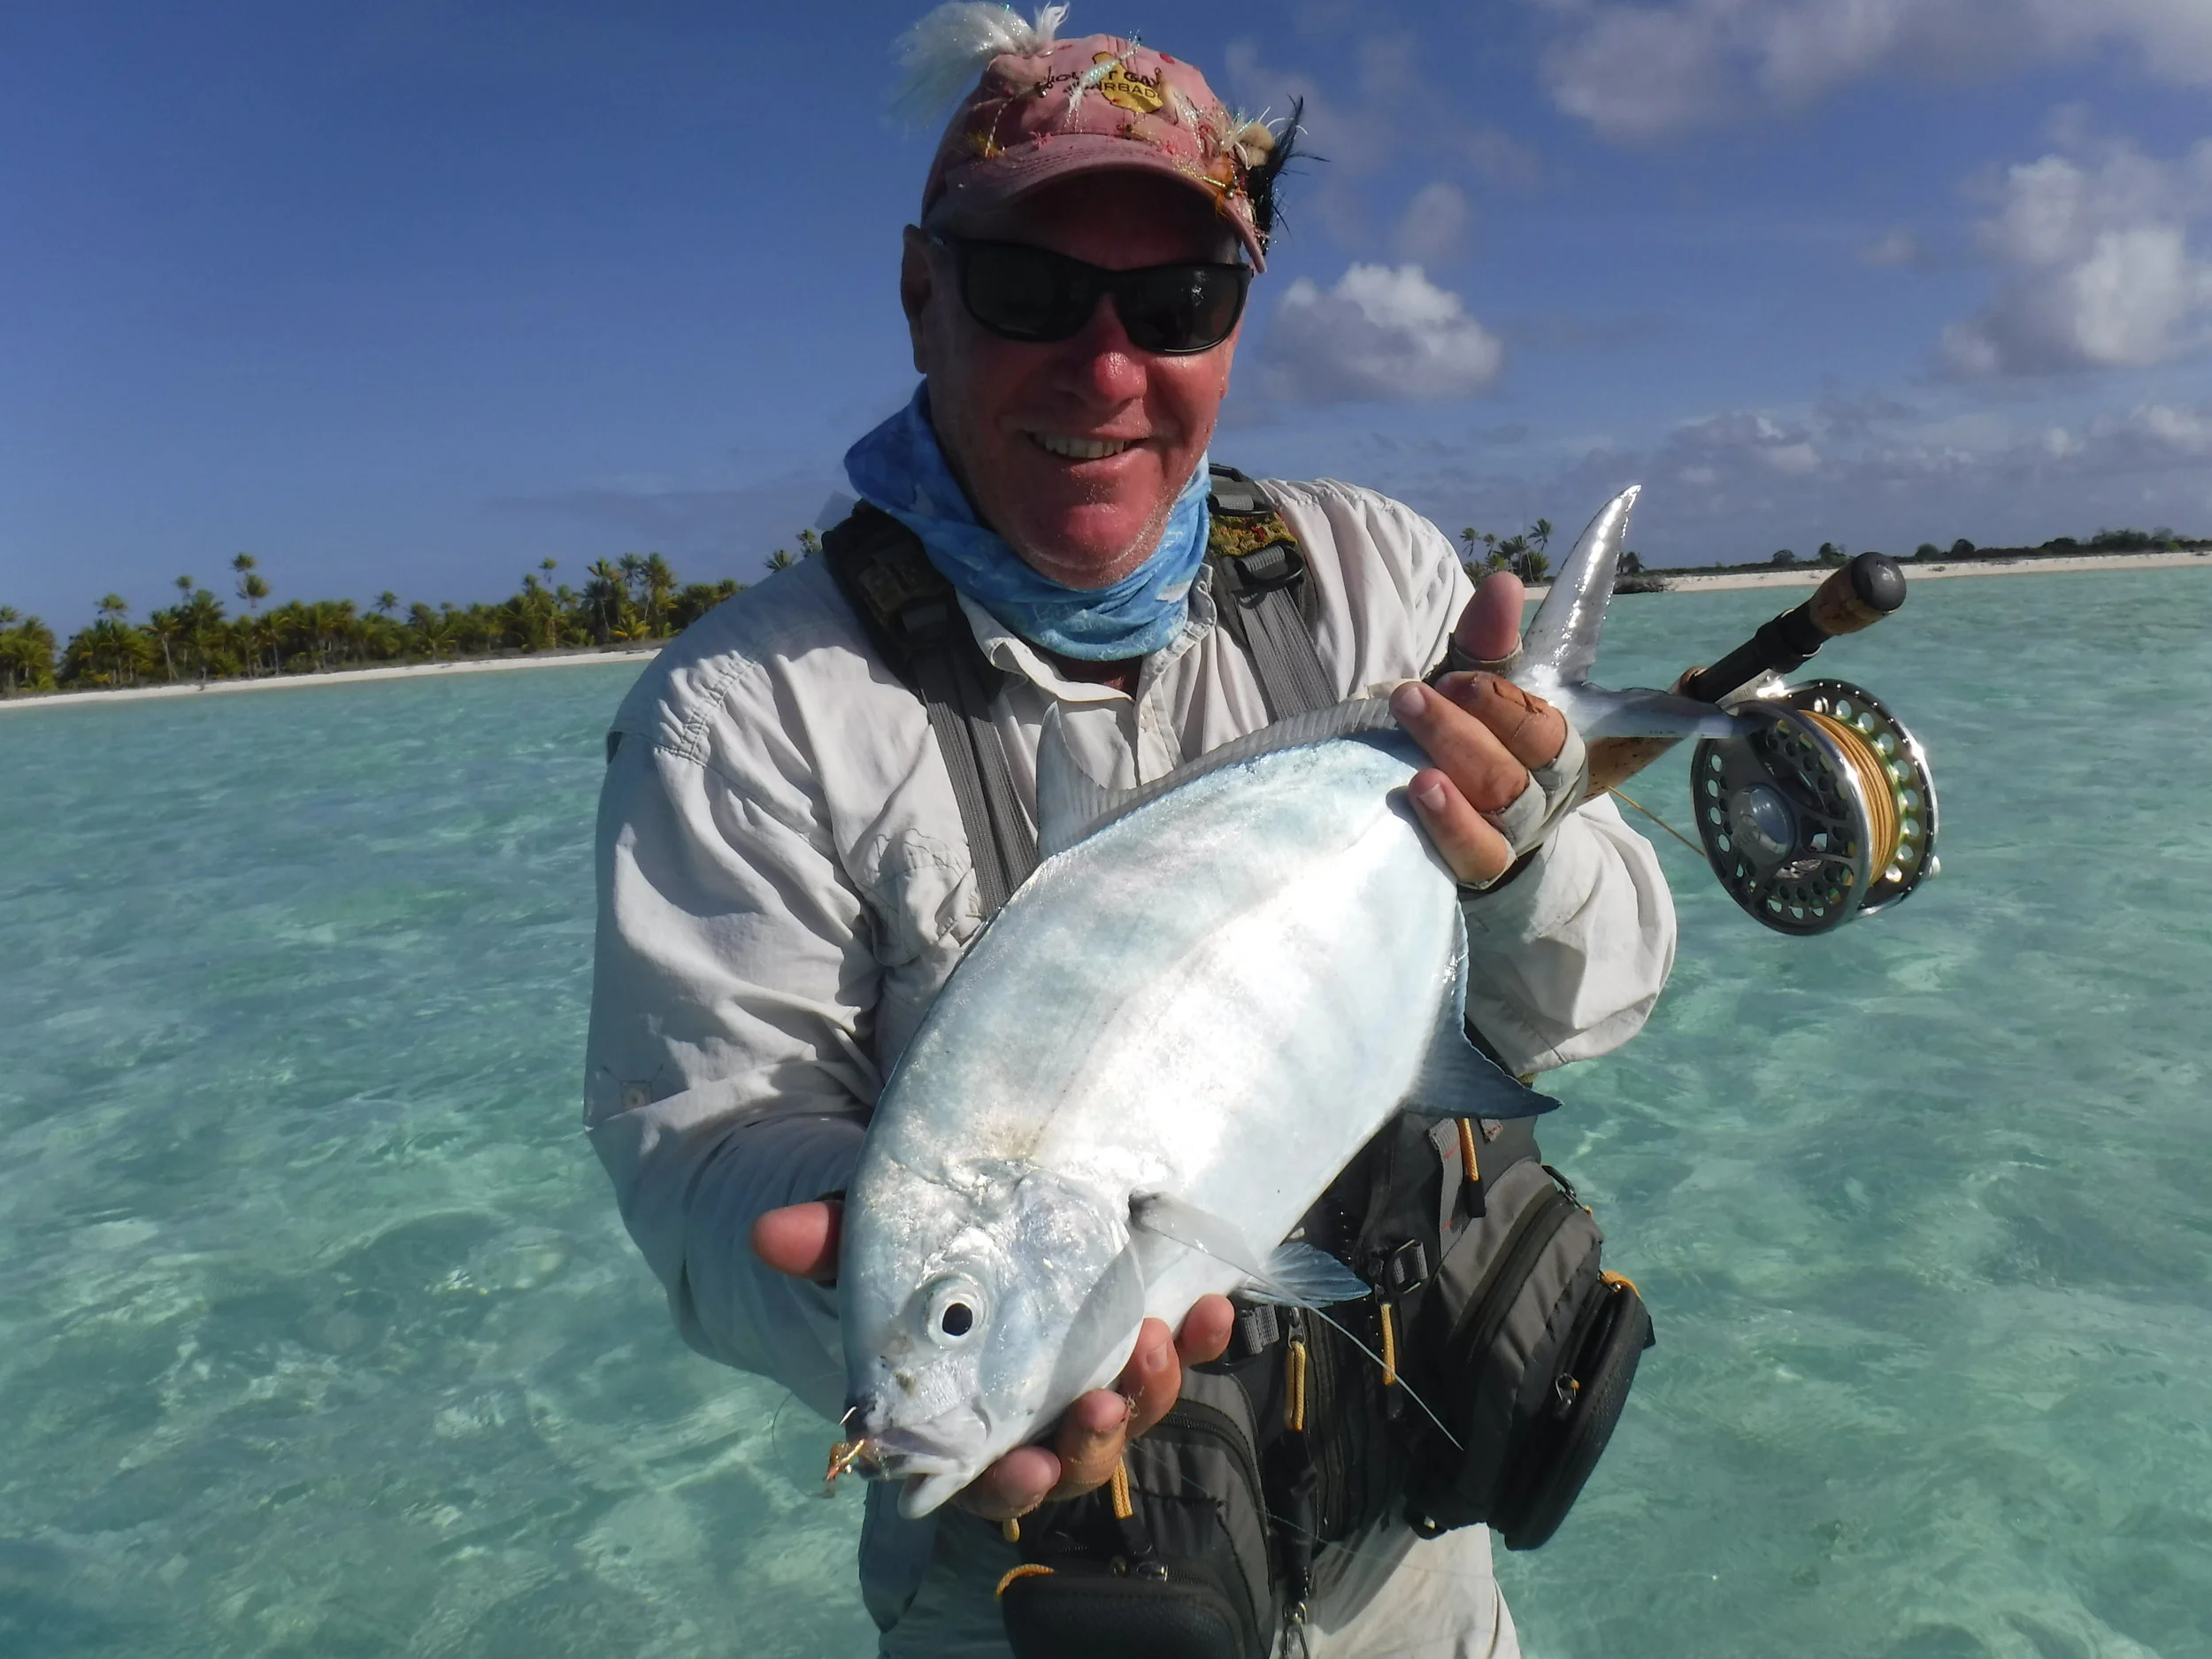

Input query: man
[585,13,1673,1656]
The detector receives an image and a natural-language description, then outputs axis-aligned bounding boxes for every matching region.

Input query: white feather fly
[891,3,1070,127]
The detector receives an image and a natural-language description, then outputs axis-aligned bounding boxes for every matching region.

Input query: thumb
[751,1201,842,1284]
[1455,572,1526,670]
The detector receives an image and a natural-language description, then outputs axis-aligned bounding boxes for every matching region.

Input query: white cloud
[1261,264,1505,402]
[1943,137,2212,375]
[1393,182,1474,265]
[1536,0,2212,141]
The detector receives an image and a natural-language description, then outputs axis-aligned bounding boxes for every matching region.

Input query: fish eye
[923,1277,985,1346]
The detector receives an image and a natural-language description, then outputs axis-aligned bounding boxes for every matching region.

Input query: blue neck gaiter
[843,384,1212,662]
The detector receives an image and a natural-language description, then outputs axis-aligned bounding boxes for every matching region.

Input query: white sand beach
[0,643,664,713]
[1631,546,2212,594]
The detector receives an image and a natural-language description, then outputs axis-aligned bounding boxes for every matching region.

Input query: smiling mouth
[1028,432,1134,461]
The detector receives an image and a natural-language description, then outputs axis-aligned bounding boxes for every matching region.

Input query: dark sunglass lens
[1118,265,1248,354]
[961,244,1094,342]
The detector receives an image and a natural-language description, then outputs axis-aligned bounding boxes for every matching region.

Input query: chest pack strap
[821,503,1040,915]
[822,472,1329,917]
[1205,465,1336,721]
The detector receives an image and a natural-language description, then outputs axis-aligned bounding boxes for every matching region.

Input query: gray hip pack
[822,476,1655,1659]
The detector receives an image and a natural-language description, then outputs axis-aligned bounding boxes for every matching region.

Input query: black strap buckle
[1383,1238,1432,1296]
[1220,537,1308,596]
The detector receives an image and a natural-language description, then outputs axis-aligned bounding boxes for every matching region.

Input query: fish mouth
[866,1426,969,1479]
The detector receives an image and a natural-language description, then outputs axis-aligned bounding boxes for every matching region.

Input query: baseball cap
[899,5,1282,270]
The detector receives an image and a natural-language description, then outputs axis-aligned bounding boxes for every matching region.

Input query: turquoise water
[2,571,2208,1657]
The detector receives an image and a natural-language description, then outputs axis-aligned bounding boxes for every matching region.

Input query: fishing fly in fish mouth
[588,6,1933,1655]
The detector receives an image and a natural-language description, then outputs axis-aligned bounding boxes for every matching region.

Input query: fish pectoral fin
[1036,706,1144,858]
[1402,909,1561,1121]
[1131,1194,1371,1310]
[1244,1241,1371,1309]
[1130,1191,1263,1277]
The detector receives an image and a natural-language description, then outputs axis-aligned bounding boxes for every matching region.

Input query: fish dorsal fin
[1516,485,1640,695]
[1402,910,1562,1120]
[1036,706,1143,858]
[1038,696,1403,860]
[1130,1194,1371,1307]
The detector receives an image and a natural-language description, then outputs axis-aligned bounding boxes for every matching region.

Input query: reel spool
[1691,680,1939,936]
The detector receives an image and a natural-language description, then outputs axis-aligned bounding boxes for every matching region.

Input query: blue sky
[7,0,2212,628]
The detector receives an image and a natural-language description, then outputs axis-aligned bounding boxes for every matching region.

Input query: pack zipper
[1159,1397,1270,1537]
[1444,1183,1578,1436]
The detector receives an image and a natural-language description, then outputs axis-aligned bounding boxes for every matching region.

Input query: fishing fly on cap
[895,3,1302,270]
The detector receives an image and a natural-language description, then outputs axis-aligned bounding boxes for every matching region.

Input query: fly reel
[1691,680,1938,936]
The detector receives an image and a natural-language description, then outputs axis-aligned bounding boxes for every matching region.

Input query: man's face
[902,173,1243,593]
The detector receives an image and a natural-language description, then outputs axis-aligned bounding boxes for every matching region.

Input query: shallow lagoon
[3,569,2208,1657]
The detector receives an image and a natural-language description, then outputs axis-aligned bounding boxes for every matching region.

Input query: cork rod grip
[1680,553,1907,704]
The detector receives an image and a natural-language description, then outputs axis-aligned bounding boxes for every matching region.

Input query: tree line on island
[0,534,828,695]
[3,520,2202,697]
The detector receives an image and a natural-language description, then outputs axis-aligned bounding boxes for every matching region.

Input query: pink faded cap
[903,8,1279,270]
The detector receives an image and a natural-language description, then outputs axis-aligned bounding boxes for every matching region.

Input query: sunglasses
[933,235,1251,356]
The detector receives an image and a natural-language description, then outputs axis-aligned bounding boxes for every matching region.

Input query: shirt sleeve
[582,722,879,1425]
[1459,792,1677,1074]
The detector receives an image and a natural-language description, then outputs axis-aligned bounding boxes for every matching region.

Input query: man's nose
[1054,294,1148,404]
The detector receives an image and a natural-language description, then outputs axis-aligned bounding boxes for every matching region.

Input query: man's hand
[751,1200,1236,1520]
[1392,575,1570,886]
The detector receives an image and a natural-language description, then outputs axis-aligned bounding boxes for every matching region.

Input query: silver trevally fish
[837,700,1556,1518]
[838,483,1723,1518]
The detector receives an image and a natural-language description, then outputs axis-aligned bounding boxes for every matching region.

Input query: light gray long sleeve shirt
[582,477,1675,1649]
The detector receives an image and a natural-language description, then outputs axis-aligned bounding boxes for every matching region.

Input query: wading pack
[824,471,1654,1659]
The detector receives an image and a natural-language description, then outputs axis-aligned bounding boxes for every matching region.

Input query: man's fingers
[1118,1317,1184,1440]
[1436,672,1568,772]
[956,1444,1062,1521]
[749,1201,841,1283]
[1409,770,1517,887]
[1046,1388,1134,1500]
[1389,680,1528,814]
[1175,1294,1235,1367]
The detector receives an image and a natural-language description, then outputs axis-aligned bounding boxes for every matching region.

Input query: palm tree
[764,548,796,572]
[409,603,454,661]
[182,588,225,678]
[374,591,398,617]
[97,594,129,620]
[582,558,627,644]
[1528,518,1554,556]
[641,553,676,634]
[0,611,58,694]
[147,606,186,681]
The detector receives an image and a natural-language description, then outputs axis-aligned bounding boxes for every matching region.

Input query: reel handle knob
[1682,553,1906,704]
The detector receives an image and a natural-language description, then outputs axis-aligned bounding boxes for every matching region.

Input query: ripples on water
[1,571,2207,1657]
